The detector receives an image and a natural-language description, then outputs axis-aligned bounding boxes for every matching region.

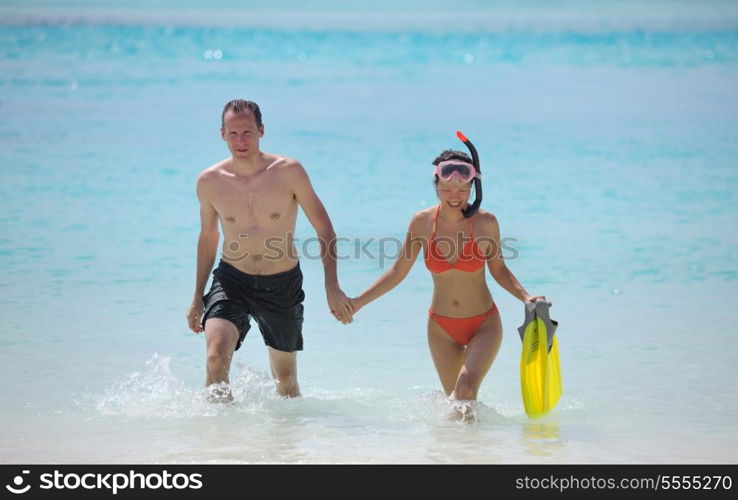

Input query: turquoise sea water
[1,0,738,463]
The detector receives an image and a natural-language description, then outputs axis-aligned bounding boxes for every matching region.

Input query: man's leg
[204,317,239,399]
[268,347,300,398]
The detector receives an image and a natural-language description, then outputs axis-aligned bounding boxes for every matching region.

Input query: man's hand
[326,284,354,324]
[187,298,205,333]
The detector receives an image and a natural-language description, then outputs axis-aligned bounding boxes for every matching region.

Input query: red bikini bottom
[429,303,499,346]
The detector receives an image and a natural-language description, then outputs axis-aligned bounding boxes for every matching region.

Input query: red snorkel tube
[456,130,482,218]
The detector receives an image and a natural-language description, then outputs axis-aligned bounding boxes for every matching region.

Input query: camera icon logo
[5,470,31,494]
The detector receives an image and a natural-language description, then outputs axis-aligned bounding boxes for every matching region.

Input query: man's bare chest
[211,177,297,227]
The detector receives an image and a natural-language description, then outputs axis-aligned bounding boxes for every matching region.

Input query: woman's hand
[524,294,547,304]
[349,296,364,315]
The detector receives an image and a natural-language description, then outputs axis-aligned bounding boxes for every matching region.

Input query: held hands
[331,296,363,323]
[186,298,205,333]
[326,284,354,324]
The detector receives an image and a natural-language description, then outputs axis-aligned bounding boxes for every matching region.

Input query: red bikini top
[424,205,486,274]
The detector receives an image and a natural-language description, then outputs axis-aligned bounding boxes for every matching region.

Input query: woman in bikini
[350,137,544,413]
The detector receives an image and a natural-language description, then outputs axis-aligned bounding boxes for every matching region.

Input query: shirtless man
[185,99,353,399]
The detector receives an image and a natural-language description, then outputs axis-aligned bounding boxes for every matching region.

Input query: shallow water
[1,0,737,463]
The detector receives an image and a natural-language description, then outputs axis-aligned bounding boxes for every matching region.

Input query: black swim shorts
[200,260,305,352]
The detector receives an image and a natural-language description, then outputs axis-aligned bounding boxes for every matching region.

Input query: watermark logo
[221,232,520,268]
[3,469,204,495]
[5,470,31,494]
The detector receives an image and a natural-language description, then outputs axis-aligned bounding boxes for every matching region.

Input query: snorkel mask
[433,160,478,183]
[433,131,483,218]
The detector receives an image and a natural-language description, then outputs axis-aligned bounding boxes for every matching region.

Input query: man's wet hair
[221,99,263,128]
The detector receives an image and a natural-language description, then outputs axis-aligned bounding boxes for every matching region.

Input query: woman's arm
[483,214,544,303]
[352,214,424,312]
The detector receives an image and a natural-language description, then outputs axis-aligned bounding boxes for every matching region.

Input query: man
[186,99,352,400]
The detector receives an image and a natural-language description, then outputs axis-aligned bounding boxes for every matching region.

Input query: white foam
[95,354,277,419]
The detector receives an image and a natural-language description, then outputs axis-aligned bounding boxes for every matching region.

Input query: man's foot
[206,382,234,403]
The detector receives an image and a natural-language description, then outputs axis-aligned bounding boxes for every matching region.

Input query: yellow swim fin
[519,300,561,418]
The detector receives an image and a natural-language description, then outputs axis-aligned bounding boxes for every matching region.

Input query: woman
[349,143,544,418]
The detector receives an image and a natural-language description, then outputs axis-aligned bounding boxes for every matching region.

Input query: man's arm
[187,172,220,333]
[287,160,353,323]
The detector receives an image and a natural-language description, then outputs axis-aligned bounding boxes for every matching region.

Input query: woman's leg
[452,312,503,401]
[427,315,465,396]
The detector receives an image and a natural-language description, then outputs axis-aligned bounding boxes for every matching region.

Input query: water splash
[96,354,276,419]
[396,390,510,425]
[95,354,568,429]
